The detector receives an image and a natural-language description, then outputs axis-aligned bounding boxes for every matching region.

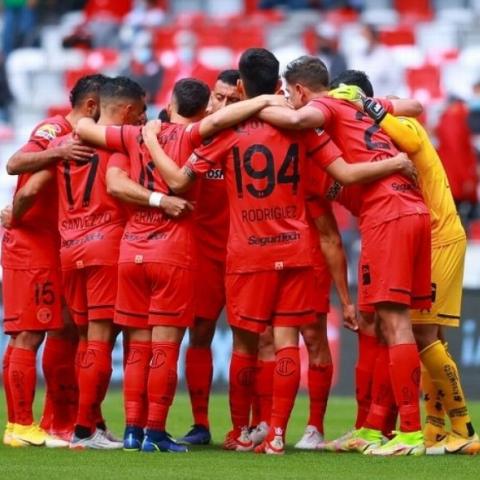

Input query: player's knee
[413,324,439,352]
[88,320,114,342]
[189,318,216,348]
[15,330,45,350]
[232,327,259,356]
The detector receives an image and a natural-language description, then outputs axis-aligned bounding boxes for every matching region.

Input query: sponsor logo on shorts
[34,123,61,141]
[36,307,52,324]
[391,182,415,192]
[248,231,300,247]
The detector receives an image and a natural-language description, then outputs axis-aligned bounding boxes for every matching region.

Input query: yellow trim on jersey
[378,114,465,247]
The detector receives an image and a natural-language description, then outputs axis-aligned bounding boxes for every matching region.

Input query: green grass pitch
[1,391,480,480]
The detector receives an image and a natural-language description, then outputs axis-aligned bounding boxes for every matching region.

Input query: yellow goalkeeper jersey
[379,114,465,247]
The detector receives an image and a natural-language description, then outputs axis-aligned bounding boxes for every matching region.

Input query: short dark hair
[69,74,109,107]
[329,69,374,97]
[173,78,210,117]
[217,69,240,87]
[238,48,279,98]
[99,76,146,103]
[284,55,329,91]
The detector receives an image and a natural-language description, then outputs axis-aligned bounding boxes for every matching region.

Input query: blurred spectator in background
[121,30,163,104]
[437,95,479,225]
[347,23,402,97]
[467,80,480,135]
[0,54,14,138]
[315,23,346,81]
[2,0,38,56]
[259,0,362,9]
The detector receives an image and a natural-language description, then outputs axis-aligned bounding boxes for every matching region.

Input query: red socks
[252,359,274,426]
[2,344,15,423]
[364,345,397,435]
[355,333,379,428]
[124,341,151,428]
[146,342,180,431]
[389,343,421,432]
[185,347,213,429]
[41,336,78,432]
[270,346,301,438]
[9,347,37,426]
[307,363,333,434]
[229,351,257,430]
[75,340,112,431]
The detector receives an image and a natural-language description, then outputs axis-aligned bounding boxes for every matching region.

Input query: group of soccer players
[1,45,479,456]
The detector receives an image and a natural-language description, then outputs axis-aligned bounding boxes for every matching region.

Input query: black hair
[99,76,146,102]
[238,48,279,97]
[173,78,210,117]
[158,108,170,122]
[217,69,240,87]
[69,74,109,108]
[329,69,374,97]
[284,55,329,91]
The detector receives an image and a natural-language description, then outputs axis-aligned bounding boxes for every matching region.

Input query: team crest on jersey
[34,123,61,141]
[326,180,342,200]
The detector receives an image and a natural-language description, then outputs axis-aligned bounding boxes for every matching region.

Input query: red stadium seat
[152,26,178,52]
[394,0,433,22]
[379,25,415,46]
[405,64,442,101]
[47,105,71,118]
[84,0,132,20]
[324,7,359,26]
[65,68,98,91]
[84,48,120,70]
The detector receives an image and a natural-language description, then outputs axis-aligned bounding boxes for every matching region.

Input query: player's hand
[60,140,96,163]
[342,303,358,332]
[329,83,365,103]
[160,196,194,218]
[396,152,418,184]
[1,205,13,229]
[362,97,387,123]
[142,120,162,144]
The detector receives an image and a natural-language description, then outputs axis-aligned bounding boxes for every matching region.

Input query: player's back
[398,117,465,246]
[53,133,127,268]
[2,115,72,269]
[203,118,313,273]
[110,122,199,267]
[309,97,427,229]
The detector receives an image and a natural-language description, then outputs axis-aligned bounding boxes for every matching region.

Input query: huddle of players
[1,46,478,456]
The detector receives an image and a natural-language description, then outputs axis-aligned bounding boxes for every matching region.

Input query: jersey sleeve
[376,98,394,114]
[21,120,65,152]
[185,130,235,176]
[307,98,334,127]
[185,122,203,149]
[105,125,141,153]
[304,129,342,169]
[108,152,130,172]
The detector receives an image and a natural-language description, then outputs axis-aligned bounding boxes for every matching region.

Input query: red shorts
[2,267,62,334]
[226,267,316,334]
[62,265,117,326]
[194,256,225,321]
[358,214,431,309]
[115,262,194,330]
[313,260,331,315]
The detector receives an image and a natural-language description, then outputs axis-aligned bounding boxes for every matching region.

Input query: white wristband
[148,191,164,208]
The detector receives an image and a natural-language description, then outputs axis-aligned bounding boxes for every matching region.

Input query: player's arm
[325,152,416,185]
[106,164,194,218]
[314,209,357,331]
[142,121,203,193]
[75,117,108,148]
[258,104,325,130]
[389,98,423,117]
[12,169,54,220]
[7,141,95,175]
[198,94,288,138]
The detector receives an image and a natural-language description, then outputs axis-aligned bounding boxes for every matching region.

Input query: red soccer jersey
[194,169,229,262]
[308,97,428,230]
[105,122,201,266]
[1,115,72,269]
[52,133,127,270]
[185,120,342,274]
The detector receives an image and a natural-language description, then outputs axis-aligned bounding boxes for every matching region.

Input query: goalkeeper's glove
[362,97,387,123]
[328,83,365,102]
